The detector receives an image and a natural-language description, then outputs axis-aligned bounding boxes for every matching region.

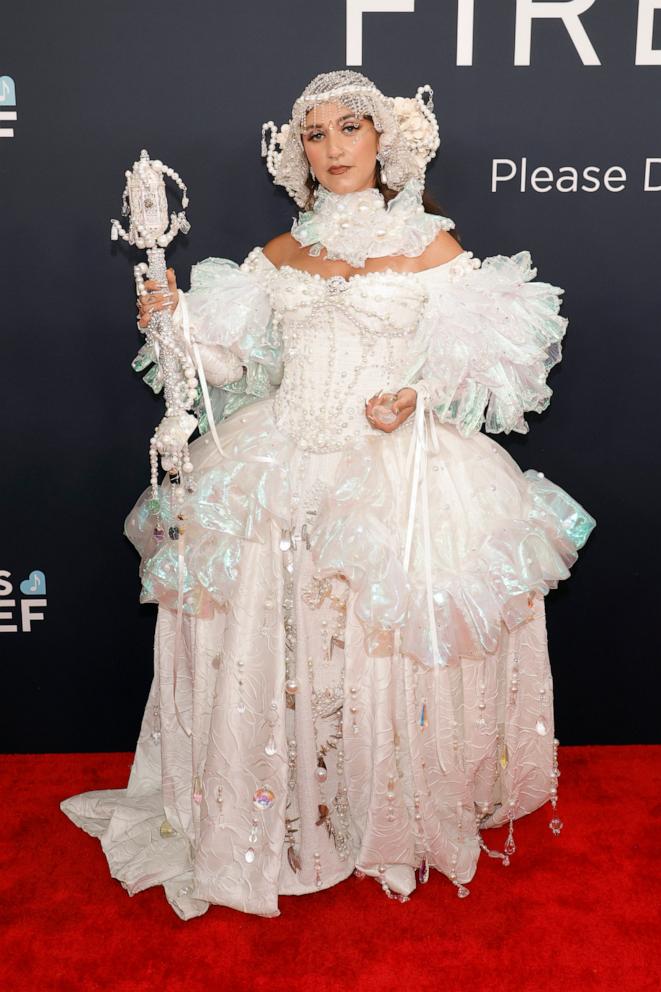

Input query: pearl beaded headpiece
[261,70,441,209]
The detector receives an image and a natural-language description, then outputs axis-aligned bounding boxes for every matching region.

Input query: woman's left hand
[365,387,417,433]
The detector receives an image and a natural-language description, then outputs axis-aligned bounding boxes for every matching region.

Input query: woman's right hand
[137,267,178,329]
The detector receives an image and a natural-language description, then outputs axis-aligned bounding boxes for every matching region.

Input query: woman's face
[301,101,380,194]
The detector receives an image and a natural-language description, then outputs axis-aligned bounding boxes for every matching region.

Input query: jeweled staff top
[111,149,197,525]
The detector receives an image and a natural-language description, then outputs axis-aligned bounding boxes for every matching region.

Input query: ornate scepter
[111,149,197,531]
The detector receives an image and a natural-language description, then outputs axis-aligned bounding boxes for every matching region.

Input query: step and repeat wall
[2,2,659,750]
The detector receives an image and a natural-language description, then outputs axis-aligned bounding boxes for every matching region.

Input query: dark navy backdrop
[2,1,659,750]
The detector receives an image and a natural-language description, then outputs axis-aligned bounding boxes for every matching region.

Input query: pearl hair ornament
[261,70,443,209]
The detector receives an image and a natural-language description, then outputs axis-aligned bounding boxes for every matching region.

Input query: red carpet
[1,746,659,992]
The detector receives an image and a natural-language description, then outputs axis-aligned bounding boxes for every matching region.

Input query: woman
[61,70,596,920]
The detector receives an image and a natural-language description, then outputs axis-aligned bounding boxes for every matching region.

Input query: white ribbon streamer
[402,383,444,667]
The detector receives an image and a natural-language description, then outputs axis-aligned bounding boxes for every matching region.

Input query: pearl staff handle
[111,149,196,510]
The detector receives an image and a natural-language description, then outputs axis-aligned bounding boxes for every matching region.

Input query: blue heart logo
[20,570,46,595]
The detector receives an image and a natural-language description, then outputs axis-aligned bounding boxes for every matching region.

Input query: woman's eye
[307,123,360,141]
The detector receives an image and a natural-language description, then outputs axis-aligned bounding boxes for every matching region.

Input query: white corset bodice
[267,265,430,452]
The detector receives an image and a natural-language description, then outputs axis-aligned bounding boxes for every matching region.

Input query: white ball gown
[61,183,595,920]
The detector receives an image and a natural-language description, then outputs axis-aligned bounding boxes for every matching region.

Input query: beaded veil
[261,70,441,209]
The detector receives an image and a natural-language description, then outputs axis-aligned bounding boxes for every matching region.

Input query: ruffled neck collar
[290,177,454,268]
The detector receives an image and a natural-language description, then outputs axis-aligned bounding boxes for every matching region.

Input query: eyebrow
[303,114,357,132]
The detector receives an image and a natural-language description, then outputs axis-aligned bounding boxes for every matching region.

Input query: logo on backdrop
[345,1,661,67]
[0,570,47,632]
[0,76,16,139]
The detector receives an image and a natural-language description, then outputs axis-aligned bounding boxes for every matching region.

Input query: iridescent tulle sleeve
[131,247,283,432]
[409,251,568,436]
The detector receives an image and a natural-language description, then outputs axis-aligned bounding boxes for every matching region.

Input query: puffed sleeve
[132,246,283,431]
[407,250,568,436]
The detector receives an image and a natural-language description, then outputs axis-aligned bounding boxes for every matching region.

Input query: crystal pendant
[248,828,258,844]
[287,846,302,873]
[504,835,516,856]
[244,847,256,863]
[264,735,277,756]
[418,857,430,884]
[549,816,564,835]
[153,525,165,541]
[237,701,246,714]
[253,786,276,810]
[372,402,397,425]
[168,525,180,540]
[535,717,548,736]
[279,529,292,551]
[148,499,160,514]
[457,885,470,898]
[192,776,202,804]
[159,820,176,838]
[500,746,509,769]
[150,730,161,744]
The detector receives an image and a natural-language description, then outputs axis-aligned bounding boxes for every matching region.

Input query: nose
[325,127,344,160]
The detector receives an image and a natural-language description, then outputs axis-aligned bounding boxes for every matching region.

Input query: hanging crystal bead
[418,857,430,884]
[265,734,277,756]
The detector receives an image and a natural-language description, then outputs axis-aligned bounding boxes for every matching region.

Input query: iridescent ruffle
[309,426,595,667]
[125,401,294,618]
[125,398,595,666]
[130,255,284,434]
[413,251,568,437]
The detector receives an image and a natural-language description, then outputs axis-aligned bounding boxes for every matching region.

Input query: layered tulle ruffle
[125,401,295,618]
[125,398,595,666]
[412,251,568,437]
[130,255,284,434]
[309,428,594,667]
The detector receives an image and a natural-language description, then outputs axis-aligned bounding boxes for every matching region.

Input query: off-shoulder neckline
[250,245,470,285]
